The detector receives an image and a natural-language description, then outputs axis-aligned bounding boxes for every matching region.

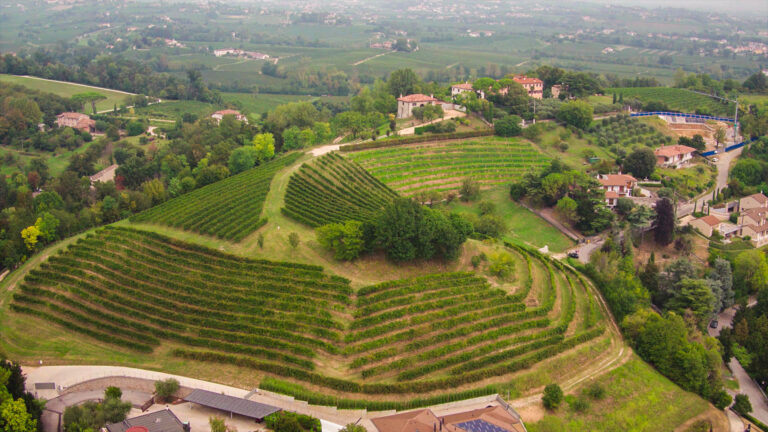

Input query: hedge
[339,130,494,152]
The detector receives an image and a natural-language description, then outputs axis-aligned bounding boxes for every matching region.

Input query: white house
[597,173,636,207]
[654,145,696,168]
[396,94,441,119]
[451,82,475,97]
[211,109,248,124]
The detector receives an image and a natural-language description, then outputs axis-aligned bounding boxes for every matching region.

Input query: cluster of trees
[585,232,732,409]
[0,359,42,432]
[63,387,131,432]
[264,411,320,432]
[728,137,768,196]
[509,160,614,234]
[316,198,472,262]
[526,65,605,98]
[719,283,768,388]
[263,101,334,149]
[0,82,82,145]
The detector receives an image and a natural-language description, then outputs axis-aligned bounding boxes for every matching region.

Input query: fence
[700,136,757,157]
[630,111,737,124]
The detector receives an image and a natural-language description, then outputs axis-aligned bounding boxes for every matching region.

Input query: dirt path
[213,58,252,71]
[16,75,136,95]
[352,51,393,66]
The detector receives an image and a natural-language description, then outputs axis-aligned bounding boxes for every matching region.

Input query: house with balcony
[597,173,637,207]
[654,145,696,168]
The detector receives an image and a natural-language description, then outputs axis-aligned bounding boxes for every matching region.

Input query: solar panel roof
[184,389,281,420]
[455,419,510,432]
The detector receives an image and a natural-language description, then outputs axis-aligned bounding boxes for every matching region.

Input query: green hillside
[131,153,301,241]
[282,152,399,227]
[608,87,735,117]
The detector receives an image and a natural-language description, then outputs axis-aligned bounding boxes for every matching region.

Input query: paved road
[678,146,743,217]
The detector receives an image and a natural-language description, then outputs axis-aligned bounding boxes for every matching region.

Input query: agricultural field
[590,114,674,149]
[346,138,550,196]
[131,153,302,241]
[0,141,106,177]
[0,74,132,113]
[608,87,735,117]
[282,152,398,227]
[6,225,610,409]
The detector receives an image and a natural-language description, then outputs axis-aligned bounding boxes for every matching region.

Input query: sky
[579,0,768,18]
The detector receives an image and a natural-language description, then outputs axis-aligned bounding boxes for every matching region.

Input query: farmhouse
[56,112,96,133]
[451,82,475,97]
[371,405,526,432]
[597,173,636,207]
[106,409,186,432]
[654,145,696,168]
[211,109,248,124]
[396,94,441,119]
[739,206,768,247]
[512,75,544,99]
[551,84,563,99]
[738,192,768,212]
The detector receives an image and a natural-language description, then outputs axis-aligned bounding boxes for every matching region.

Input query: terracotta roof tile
[654,145,696,157]
[397,94,441,103]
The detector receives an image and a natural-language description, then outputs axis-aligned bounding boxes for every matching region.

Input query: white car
[712,157,719,162]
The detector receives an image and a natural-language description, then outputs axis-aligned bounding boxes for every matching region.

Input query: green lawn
[530,124,615,170]
[0,142,100,177]
[528,357,712,432]
[444,186,575,253]
[0,74,132,113]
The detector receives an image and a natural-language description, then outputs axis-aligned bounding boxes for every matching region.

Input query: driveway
[678,146,743,217]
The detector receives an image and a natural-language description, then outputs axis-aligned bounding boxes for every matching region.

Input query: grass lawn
[0,142,99,177]
[132,100,218,120]
[658,164,716,199]
[527,357,715,432]
[444,185,575,253]
[0,74,132,113]
[529,124,615,170]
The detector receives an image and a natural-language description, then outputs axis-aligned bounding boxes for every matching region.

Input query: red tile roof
[452,83,474,90]
[397,94,441,103]
[698,215,721,227]
[213,109,242,116]
[605,191,619,199]
[654,145,696,157]
[512,75,543,85]
[57,112,90,120]
[745,193,768,205]
[598,174,637,187]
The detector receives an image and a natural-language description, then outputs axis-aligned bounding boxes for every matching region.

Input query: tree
[339,424,367,432]
[624,148,657,179]
[494,115,522,137]
[288,232,300,249]
[72,92,107,114]
[733,394,752,415]
[459,178,480,202]
[654,198,675,245]
[666,278,715,326]
[154,378,179,403]
[209,417,228,432]
[282,126,302,150]
[387,69,420,97]
[709,258,734,312]
[20,226,40,251]
[713,126,726,148]
[126,120,145,136]
[35,212,59,242]
[556,100,593,130]
[733,250,768,295]
[316,221,364,261]
[228,147,257,174]
[104,387,122,400]
[555,196,578,224]
[542,384,564,410]
[252,133,276,163]
[0,398,37,432]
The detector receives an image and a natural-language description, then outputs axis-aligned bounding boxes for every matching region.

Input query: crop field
[608,87,735,117]
[282,152,398,227]
[0,74,132,113]
[131,153,301,241]
[345,138,550,196]
[590,114,674,149]
[7,226,607,408]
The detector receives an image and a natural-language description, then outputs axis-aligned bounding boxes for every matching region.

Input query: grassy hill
[346,137,550,196]
[0,74,132,113]
[608,87,735,117]
[131,153,301,241]
[282,152,399,227]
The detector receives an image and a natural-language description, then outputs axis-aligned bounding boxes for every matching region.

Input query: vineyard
[282,152,399,227]
[345,138,550,196]
[608,87,734,117]
[590,114,674,149]
[131,153,301,241]
[9,227,610,409]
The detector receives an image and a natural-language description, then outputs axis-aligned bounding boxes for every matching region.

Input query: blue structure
[630,111,737,124]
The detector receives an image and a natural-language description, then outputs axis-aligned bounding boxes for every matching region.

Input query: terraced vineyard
[131,153,301,241]
[609,87,735,117]
[346,138,550,196]
[9,227,609,409]
[282,152,398,227]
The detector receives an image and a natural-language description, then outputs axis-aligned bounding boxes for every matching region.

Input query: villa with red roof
[654,145,696,168]
[211,109,248,124]
[597,173,637,207]
[451,82,475,97]
[56,112,96,133]
[371,405,525,432]
[396,94,442,119]
[512,75,543,99]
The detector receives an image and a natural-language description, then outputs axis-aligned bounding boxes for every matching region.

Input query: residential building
[550,84,563,99]
[738,192,768,212]
[371,405,525,432]
[597,173,636,207]
[211,109,248,124]
[396,94,441,119]
[451,82,475,97]
[512,75,543,99]
[56,112,96,133]
[654,145,696,168]
[106,409,186,432]
[691,214,741,241]
[739,206,768,247]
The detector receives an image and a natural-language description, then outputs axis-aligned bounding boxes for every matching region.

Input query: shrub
[542,383,564,410]
[154,378,180,403]
[733,394,752,415]
[104,386,122,400]
[265,411,320,432]
[316,221,365,261]
[459,178,480,202]
[568,396,590,412]
[582,382,605,400]
[494,115,522,137]
[488,252,516,279]
[289,232,300,249]
[470,255,482,268]
[474,214,506,238]
[477,201,496,216]
[257,233,265,249]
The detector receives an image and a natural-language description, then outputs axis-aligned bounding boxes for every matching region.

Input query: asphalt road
[678,146,743,217]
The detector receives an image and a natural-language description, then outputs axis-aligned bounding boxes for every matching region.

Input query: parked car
[710,320,718,329]
[567,251,579,259]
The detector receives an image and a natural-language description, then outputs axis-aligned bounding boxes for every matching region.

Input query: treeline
[0,53,217,102]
